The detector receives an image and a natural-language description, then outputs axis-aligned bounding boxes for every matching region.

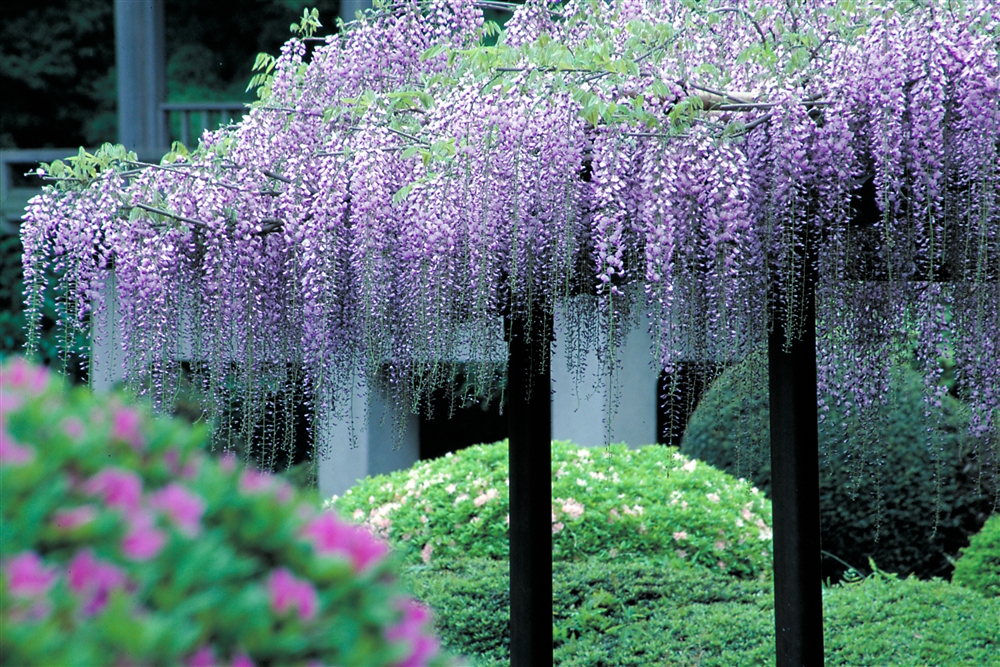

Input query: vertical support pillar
[115,0,167,153]
[550,309,658,448]
[316,379,420,501]
[507,309,553,667]
[91,272,125,392]
[339,0,371,22]
[768,255,825,665]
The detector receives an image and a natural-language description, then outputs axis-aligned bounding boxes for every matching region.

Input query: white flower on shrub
[682,459,697,473]
[561,499,584,520]
[474,489,498,507]
[445,484,456,494]
[707,493,721,503]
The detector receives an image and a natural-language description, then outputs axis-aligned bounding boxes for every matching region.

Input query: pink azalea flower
[300,511,388,572]
[220,452,237,472]
[62,417,85,440]
[239,469,273,494]
[0,390,24,418]
[385,598,440,667]
[0,431,35,466]
[1,358,49,394]
[121,510,167,561]
[148,483,205,537]
[186,645,216,667]
[421,543,434,564]
[231,653,255,667]
[111,407,145,450]
[52,505,98,531]
[266,568,318,621]
[3,552,57,598]
[83,467,143,512]
[67,549,128,615]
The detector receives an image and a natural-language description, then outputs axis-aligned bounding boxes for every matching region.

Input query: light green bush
[952,514,1000,598]
[330,440,774,579]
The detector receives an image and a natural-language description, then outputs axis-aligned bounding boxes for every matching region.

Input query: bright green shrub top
[403,557,1000,667]
[952,514,1000,598]
[0,358,453,667]
[329,441,773,579]
[681,357,996,581]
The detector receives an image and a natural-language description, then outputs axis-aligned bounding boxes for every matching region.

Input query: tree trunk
[507,308,553,667]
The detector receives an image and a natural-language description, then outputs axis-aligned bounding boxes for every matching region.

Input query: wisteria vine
[21,0,999,493]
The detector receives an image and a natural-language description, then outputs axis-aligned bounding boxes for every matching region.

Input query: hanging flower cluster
[20,0,998,472]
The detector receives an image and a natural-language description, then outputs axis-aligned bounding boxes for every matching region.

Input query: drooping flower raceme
[20,0,998,480]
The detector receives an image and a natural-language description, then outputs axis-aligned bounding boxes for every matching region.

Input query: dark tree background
[0,0,341,366]
[1,0,340,149]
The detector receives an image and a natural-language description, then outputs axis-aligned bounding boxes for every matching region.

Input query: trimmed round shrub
[329,441,773,580]
[681,357,996,582]
[0,358,453,667]
[952,514,1000,598]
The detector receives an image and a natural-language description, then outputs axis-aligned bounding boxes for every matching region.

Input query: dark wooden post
[507,308,553,667]
[115,0,167,153]
[768,240,825,665]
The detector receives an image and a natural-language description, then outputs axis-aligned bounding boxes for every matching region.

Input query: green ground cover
[400,557,999,666]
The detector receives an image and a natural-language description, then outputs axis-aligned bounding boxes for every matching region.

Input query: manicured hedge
[681,357,996,581]
[330,441,774,579]
[401,557,1000,667]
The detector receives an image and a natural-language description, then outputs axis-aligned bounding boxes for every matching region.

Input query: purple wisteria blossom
[20,0,998,482]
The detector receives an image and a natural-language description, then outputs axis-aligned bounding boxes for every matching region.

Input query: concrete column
[551,311,659,448]
[339,0,371,22]
[90,273,126,393]
[116,0,167,153]
[317,380,420,500]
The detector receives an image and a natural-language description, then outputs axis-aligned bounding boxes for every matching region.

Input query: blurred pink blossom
[67,549,128,615]
[552,522,564,534]
[83,467,143,512]
[62,417,85,440]
[52,505,98,531]
[231,653,255,667]
[301,511,387,572]
[121,510,167,561]
[0,432,35,466]
[149,483,205,537]
[560,499,584,520]
[186,645,216,667]
[421,543,433,564]
[111,407,145,450]
[2,358,49,394]
[3,552,57,598]
[385,598,440,667]
[673,531,688,541]
[267,568,318,621]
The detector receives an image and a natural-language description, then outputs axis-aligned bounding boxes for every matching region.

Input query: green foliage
[330,441,774,579]
[952,514,1000,598]
[401,557,1000,667]
[0,233,87,381]
[0,358,453,667]
[681,357,996,581]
